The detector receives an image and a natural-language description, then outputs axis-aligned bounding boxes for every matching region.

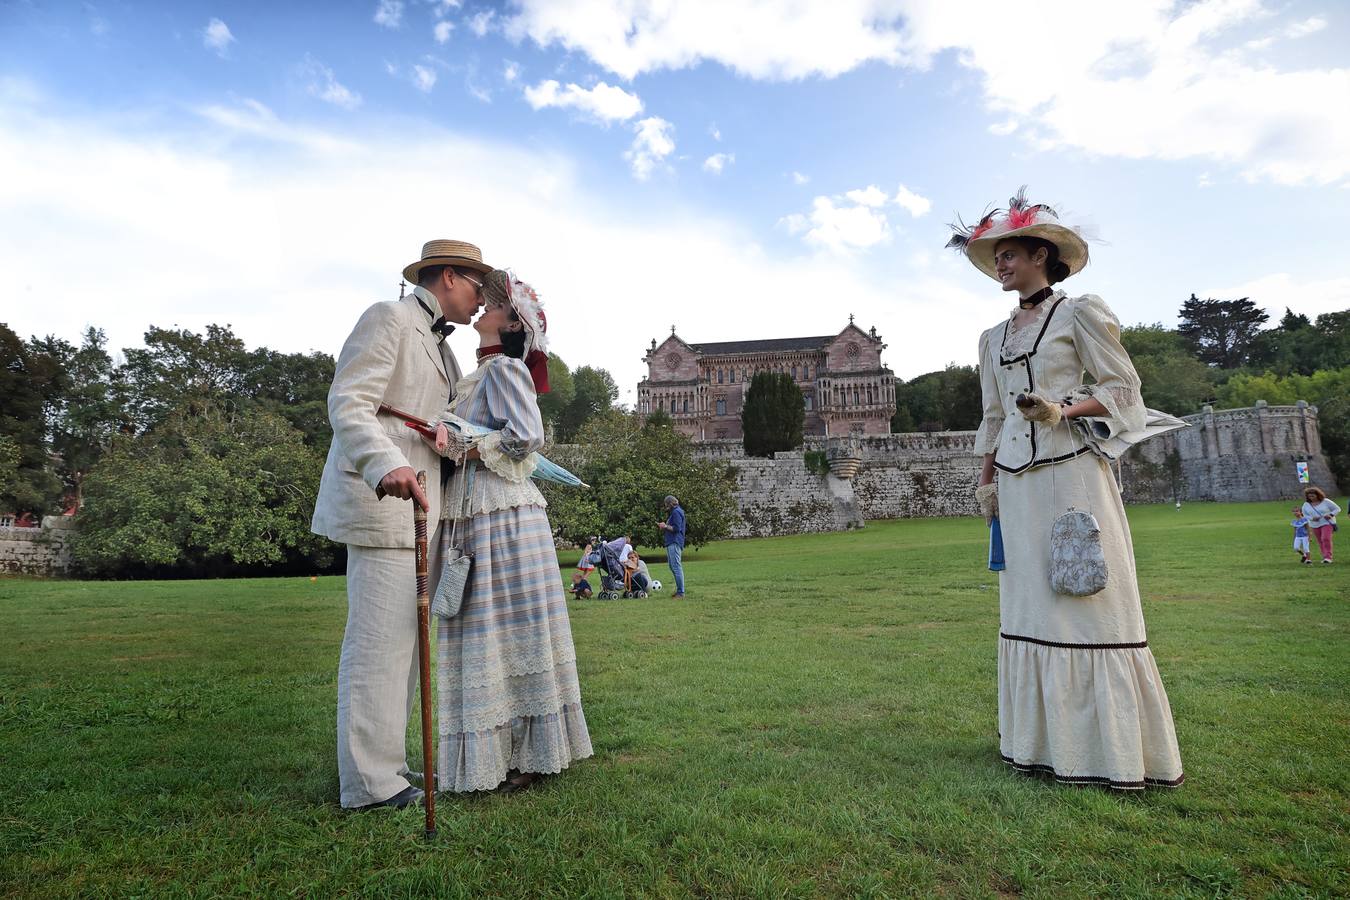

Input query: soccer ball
[650,580,663,591]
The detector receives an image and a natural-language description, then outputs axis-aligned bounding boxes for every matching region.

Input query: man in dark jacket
[657,494,686,598]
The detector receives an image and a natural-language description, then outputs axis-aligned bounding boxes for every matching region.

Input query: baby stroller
[595,538,646,600]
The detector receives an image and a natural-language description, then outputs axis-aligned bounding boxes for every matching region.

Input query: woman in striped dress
[431,269,592,793]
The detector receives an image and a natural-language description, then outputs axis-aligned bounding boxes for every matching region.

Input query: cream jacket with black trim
[311,291,463,548]
[974,292,1146,475]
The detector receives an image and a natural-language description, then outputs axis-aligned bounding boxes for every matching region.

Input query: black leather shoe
[354,785,423,811]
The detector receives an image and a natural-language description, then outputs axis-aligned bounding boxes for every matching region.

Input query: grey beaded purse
[1047,422,1109,598]
[1049,508,1108,596]
[431,460,476,619]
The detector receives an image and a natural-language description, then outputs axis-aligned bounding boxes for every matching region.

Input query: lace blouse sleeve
[973,327,1004,457]
[478,358,545,483]
[1071,295,1146,437]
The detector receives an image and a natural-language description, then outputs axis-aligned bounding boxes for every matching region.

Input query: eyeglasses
[459,272,484,298]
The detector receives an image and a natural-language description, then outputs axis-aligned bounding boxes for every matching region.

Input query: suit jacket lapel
[421,328,449,385]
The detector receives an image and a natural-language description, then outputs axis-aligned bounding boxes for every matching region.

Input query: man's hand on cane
[379,466,430,511]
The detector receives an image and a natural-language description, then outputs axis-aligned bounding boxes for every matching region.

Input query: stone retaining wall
[0,517,74,576]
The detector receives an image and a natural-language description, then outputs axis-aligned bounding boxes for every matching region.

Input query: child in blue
[1291,508,1311,565]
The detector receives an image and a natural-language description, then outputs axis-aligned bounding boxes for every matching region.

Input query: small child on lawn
[1291,508,1312,565]
[570,571,593,599]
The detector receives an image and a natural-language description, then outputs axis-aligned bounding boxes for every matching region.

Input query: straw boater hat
[402,239,493,284]
[945,187,1090,281]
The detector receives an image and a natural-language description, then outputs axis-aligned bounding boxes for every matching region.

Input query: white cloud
[780,195,890,254]
[468,10,495,37]
[373,0,403,29]
[988,118,1017,136]
[845,185,888,207]
[791,171,809,185]
[504,0,905,80]
[892,183,931,217]
[709,123,721,141]
[523,79,642,123]
[1285,16,1327,39]
[0,97,998,412]
[299,56,362,110]
[412,65,437,93]
[467,81,492,103]
[202,18,235,57]
[503,0,1350,186]
[433,20,454,43]
[1197,171,1213,188]
[625,116,675,180]
[703,152,734,174]
[503,61,520,83]
[1203,273,1350,321]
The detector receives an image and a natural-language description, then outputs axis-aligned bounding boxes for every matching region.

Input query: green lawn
[2,501,1347,898]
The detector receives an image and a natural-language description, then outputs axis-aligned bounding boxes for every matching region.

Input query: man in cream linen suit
[312,239,490,810]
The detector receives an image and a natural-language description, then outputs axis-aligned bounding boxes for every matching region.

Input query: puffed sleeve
[476,357,545,483]
[972,326,1004,456]
[1071,295,1146,437]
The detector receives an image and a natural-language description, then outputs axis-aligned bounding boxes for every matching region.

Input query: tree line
[0,321,658,578]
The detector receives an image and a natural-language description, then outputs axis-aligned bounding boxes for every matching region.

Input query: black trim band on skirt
[1001,632,1148,650]
[1000,754,1185,789]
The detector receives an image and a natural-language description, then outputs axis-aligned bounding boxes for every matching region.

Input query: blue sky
[2,0,1348,405]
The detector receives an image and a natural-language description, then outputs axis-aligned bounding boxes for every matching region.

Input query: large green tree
[1178,294,1270,368]
[1246,308,1350,376]
[556,365,618,442]
[535,353,576,438]
[31,328,133,508]
[539,411,737,549]
[237,346,336,451]
[119,324,250,431]
[72,404,331,577]
[741,372,805,456]
[0,324,64,515]
[890,365,981,433]
[1120,324,1216,415]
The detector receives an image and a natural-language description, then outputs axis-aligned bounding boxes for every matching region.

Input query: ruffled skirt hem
[998,635,1184,790]
[436,702,593,794]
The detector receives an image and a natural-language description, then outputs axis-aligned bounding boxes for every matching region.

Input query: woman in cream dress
[951,189,1184,789]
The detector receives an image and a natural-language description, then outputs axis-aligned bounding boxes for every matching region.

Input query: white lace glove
[426,423,477,458]
[1015,392,1063,426]
[975,482,999,525]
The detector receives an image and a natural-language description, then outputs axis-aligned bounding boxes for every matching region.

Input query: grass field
[2,501,1348,898]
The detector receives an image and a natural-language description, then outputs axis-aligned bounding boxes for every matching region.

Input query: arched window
[716,399,726,416]
[792,365,798,380]
[717,368,724,384]
[803,392,813,411]
[683,398,690,413]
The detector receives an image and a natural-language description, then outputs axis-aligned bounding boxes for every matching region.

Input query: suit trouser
[337,523,442,808]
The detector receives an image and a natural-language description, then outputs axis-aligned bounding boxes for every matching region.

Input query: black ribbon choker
[1019,286,1054,309]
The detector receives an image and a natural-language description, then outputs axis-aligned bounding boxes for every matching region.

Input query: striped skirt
[436,503,592,792]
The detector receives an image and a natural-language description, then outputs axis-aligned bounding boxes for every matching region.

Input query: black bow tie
[416,298,454,338]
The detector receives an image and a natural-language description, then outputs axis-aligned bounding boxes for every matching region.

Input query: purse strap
[446,447,477,553]
[1048,411,1094,517]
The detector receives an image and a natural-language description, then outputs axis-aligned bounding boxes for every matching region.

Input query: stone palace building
[636,318,897,441]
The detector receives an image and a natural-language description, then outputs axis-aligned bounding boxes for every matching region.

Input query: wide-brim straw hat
[403,239,492,284]
[947,187,1090,282]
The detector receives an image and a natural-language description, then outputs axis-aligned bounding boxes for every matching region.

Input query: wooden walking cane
[413,470,437,839]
